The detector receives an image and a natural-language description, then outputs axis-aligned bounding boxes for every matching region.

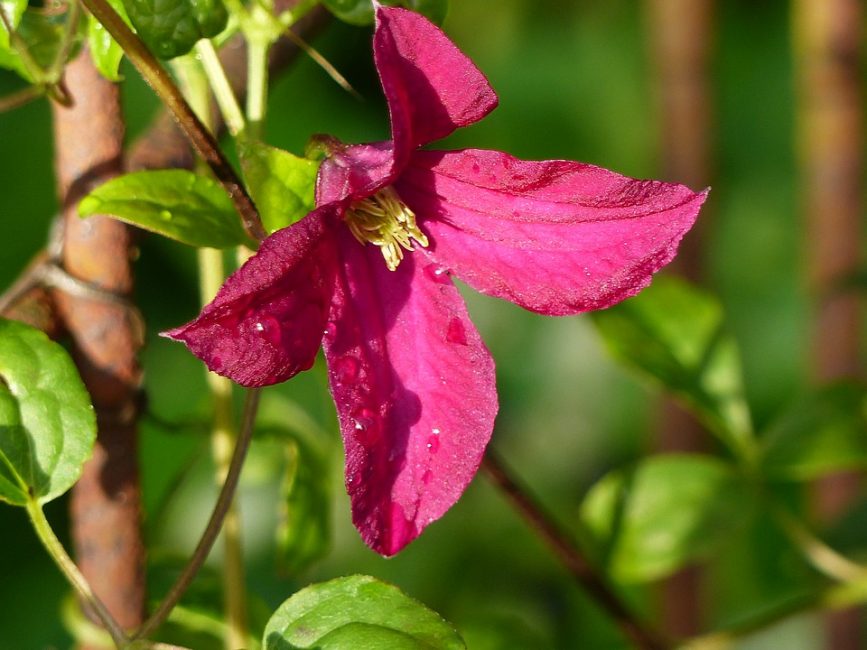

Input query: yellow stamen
[345,186,429,271]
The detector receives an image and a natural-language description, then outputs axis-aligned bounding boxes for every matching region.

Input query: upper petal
[163,206,339,387]
[323,229,497,556]
[316,141,395,206]
[374,5,498,163]
[395,148,707,315]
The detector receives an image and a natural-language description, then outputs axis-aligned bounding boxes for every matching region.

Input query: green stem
[245,30,269,140]
[0,85,44,112]
[79,0,266,241]
[198,247,249,650]
[195,39,246,137]
[26,498,128,647]
[134,388,261,642]
[770,500,867,583]
[46,0,82,83]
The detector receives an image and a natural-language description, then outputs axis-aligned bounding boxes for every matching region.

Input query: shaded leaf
[580,454,753,583]
[0,318,95,505]
[0,9,71,82]
[276,433,331,575]
[761,382,867,481]
[322,0,447,26]
[239,141,317,234]
[79,169,251,249]
[263,575,465,649]
[122,0,228,59]
[592,275,755,458]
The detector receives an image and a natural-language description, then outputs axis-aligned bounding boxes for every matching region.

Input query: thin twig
[79,0,267,242]
[481,450,669,650]
[134,388,261,641]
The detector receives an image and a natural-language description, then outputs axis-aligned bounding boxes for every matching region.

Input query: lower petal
[396,149,707,315]
[163,206,339,387]
[324,230,497,555]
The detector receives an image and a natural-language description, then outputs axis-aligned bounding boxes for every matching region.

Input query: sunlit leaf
[239,141,317,235]
[580,454,753,583]
[87,0,129,82]
[0,9,71,83]
[592,275,755,458]
[761,383,867,481]
[79,169,252,249]
[0,318,95,506]
[263,575,466,649]
[121,0,228,59]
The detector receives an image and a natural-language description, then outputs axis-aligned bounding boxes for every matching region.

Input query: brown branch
[481,450,669,650]
[52,47,146,641]
[794,1,865,648]
[644,0,716,638]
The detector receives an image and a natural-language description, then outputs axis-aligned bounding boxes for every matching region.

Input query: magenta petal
[162,207,339,387]
[316,142,395,205]
[323,230,497,556]
[396,149,708,315]
[374,5,498,164]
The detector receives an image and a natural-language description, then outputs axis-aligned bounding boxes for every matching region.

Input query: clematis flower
[165,4,707,556]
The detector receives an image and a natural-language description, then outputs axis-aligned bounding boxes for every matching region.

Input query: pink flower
[165,5,707,555]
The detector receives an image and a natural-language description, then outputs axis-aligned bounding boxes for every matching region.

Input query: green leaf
[275,433,331,575]
[239,141,317,234]
[592,275,755,458]
[122,0,228,59]
[263,575,466,649]
[761,383,867,481]
[579,454,753,583]
[78,170,251,249]
[322,0,447,26]
[0,318,96,506]
[0,0,26,49]
[0,9,71,82]
[87,0,129,82]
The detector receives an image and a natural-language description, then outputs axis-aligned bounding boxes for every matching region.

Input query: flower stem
[195,39,246,137]
[25,498,128,647]
[198,247,249,650]
[245,29,269,140]
[481,450,670,650]
[79,0,266,242]
[133,388,261,641]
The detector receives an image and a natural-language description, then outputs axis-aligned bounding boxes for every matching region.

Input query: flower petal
[323,229,497,555]
[163,206,339,387]
[374,5,498,162]
[396,149,707,315]
[316,141,395,205]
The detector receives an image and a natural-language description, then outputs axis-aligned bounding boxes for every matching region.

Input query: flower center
[345,187,429,271]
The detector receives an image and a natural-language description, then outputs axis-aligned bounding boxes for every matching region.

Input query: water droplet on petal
[424,264,451,285]
[333,355,360,384]
[446,317,468,345]
[351,407,380,445]
[254,315,282,345]
[471,162,480,174]
[431,427,441,435]
[426,435,440,453]
[323,321,337,342]
[422,469,433,485]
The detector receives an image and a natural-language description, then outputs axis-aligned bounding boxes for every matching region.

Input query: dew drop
[159,209,172,221]
[322,321,337,342]
[446,317,468,345]
[424,264,451,285]
[426,435,440,453]
[254,315,282,345]
[333,355,360,384]
[431,427,441,435]
[351,407,380,444]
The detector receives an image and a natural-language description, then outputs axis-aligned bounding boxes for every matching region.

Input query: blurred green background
[0,0,828,648]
